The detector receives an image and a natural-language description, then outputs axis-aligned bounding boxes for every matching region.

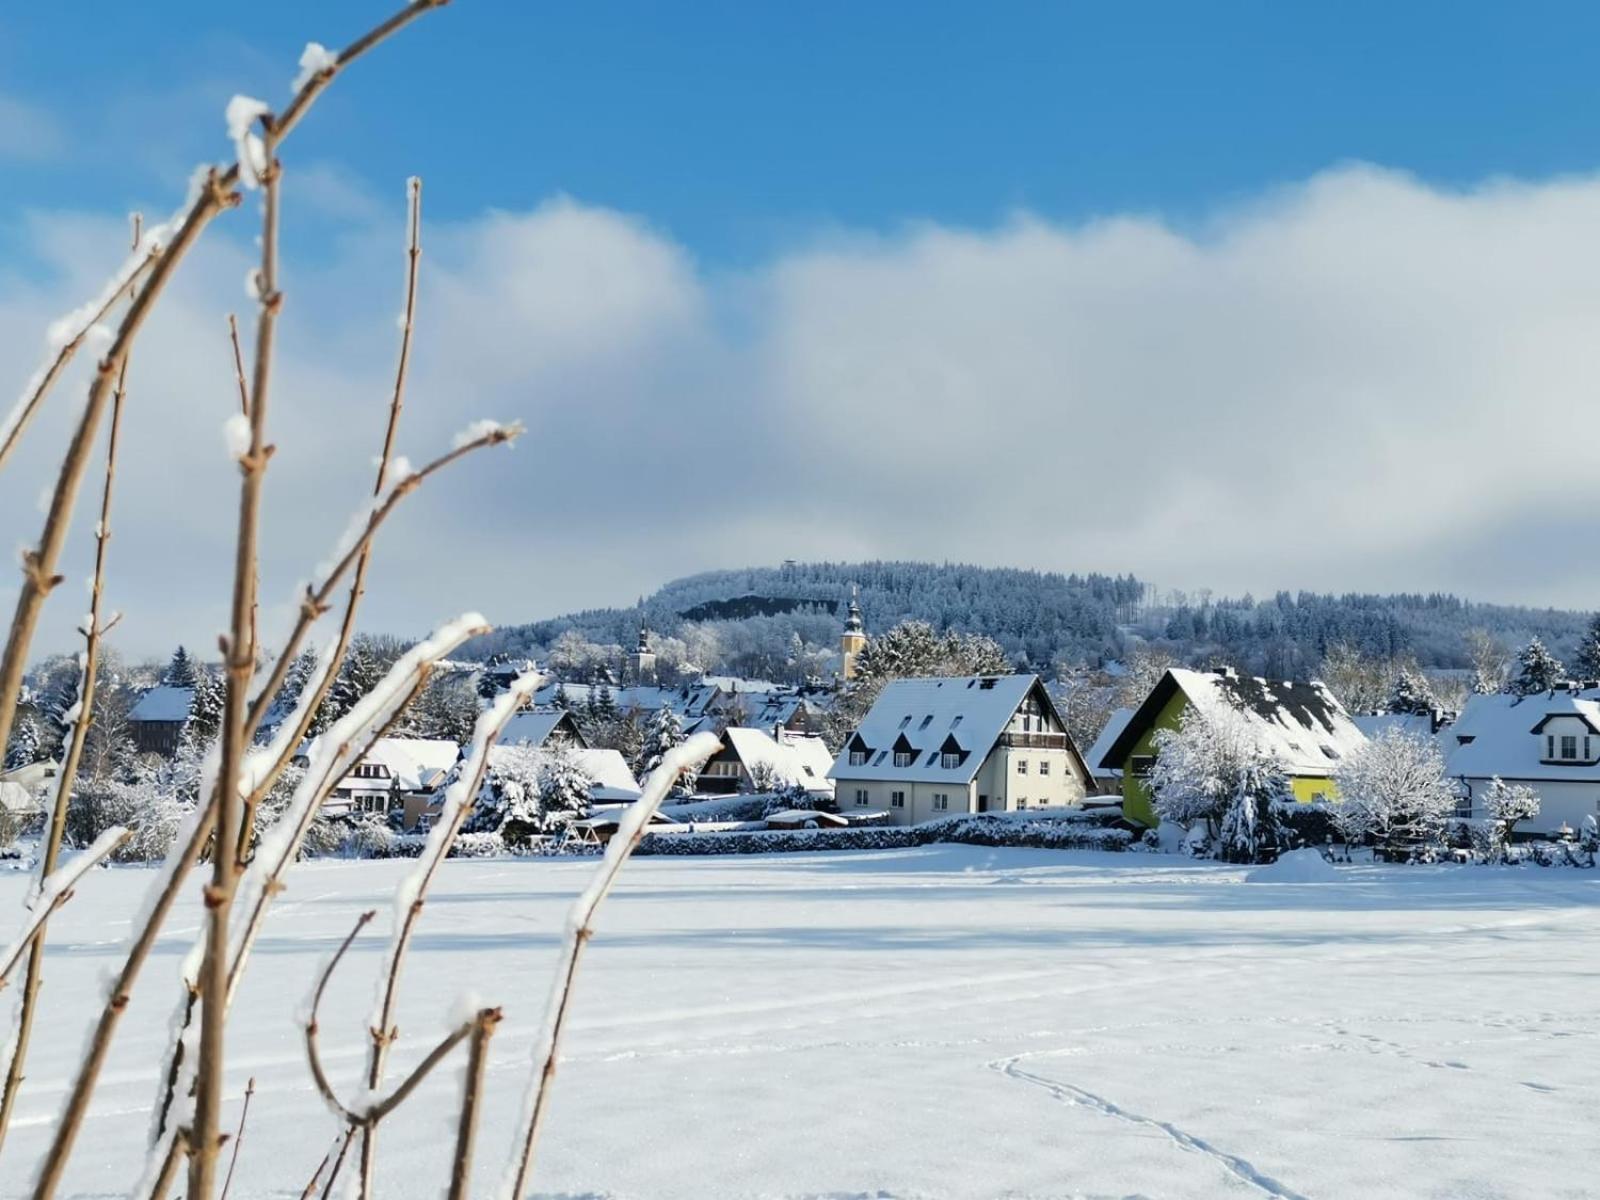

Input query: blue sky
[5,2,1600,266]
[5,3,1600,654]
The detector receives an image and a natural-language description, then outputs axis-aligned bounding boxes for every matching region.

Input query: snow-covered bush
[634,810,1131,857]
[298,812,346,859]
[760,782,820,816]
[1581,814,1600,854]
[1331,729,1455,850]
[1483,777,1540,848]
[66,777,189,864]
[1147,706,1290,860]
[341,816,398,859]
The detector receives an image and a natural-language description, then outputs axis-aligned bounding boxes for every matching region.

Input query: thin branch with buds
[500,734,723,1199]
[446,1007,501,1200]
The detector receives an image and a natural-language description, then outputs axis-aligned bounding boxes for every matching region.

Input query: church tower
[840,588,867,680]
[629,627,658,684]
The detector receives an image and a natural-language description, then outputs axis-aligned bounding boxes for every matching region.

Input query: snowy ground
[2,846,1595,1198]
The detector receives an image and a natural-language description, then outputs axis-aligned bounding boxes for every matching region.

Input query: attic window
[919,715,934,730]
[1456,734,1475,745]
[979,678,998,690]
[893,749,915,767]
[898,716,912,730]
[926,751,940,766]
[951,715,963,728]
[1321,746,1340,761]
[940,751,961,768]
[872,750,887,766]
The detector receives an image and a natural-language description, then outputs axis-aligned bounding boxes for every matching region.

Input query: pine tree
[163,646,198,688]
[279,649,317,712]
[1508,638,1565,697]
[637,703,685,780]
[537,745,593,828]
[1387,666,1437,716]
[5,715,42,769]
[1572,614,1600,682]
[182,669,224,748]
[317,639,381,732]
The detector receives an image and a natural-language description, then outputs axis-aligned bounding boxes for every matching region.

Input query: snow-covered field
[2,846,1595,1198]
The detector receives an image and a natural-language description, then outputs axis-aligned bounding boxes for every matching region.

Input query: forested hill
[467,561,1591,682]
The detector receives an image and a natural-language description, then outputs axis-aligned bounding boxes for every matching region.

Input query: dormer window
[941,751,960,768]
[1562,735,1579,760]
[893,749,914,767]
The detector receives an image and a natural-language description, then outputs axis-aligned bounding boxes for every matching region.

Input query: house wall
[1458,775,1600,834]
[832,778,975,826]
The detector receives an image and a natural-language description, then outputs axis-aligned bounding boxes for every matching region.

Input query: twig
[357,671,542,1196]
[189,121,283,1200]
[0,229,138,1157]
[227,314,249,416]
[219,1076,255,1200]
[304,912,375,1124]
[234,172,424,864]
[446,1008,501,1200]
[0,827,132,988]
[499,734,722,1199]
[316,1129,356,1200]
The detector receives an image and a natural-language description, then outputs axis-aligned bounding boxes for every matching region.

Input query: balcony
[999,732,1070,750]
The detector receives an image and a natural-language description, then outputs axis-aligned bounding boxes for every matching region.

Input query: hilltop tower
[840,587,867,680]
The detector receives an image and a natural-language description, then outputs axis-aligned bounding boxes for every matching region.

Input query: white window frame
[890,790,906,809]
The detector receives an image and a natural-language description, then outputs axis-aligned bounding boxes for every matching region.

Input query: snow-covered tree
[182,669,224,748]
[537,744,593,829]
[1483,776,1540,847]
[1572,614,1600,681]
[1146,706,1288,857]
[1464,629,1509,695]
[406,676,479,742]
[477,745,594,846]
[1331,729,1455,846]
[1507,638,1565,697]
[637,703,686,781]
[316,638,381,733]
[5,714,42,769]
[162,645,199,688]
[1387,665,1437,716]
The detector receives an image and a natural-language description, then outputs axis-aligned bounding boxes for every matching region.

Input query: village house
[296,735,460,817]
[499,708,587,749]
[127,685,193,755]
[1098,667,1369,826]
[828,674,1093,826]
[1442,684,1600,835]
[693,726,835,796]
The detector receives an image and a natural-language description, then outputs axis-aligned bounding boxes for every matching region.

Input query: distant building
[1443,685,1600,834]
[128,686,193,756]
[296,735,459,817]
[827,674,1093,825]
[840,588,867,680]
[626,628,658,685]
[500,708,588,749]
[694,727,835,796]
[1082,707,1136,795]
[1097,667,1368,827]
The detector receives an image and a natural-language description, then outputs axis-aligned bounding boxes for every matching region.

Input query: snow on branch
[225,96,271,188]
[0,827,131,991]
[499,732,721,1200]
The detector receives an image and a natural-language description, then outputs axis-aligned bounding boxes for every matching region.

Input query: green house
[1097,667,1368,827]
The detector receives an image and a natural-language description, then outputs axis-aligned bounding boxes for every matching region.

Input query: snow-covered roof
[722,727,834,792]
[500,709,583,749]
[1083,708,1136,778]
[484,744,641,804]
[827,674,1048,785]
[302,735,460,792]
[0,781,39,813]
[1443,687,1600,782]
[1351,713,1435,741]
[764,808,848,827]
[1101,669,1368,775]
[129,685,193,723]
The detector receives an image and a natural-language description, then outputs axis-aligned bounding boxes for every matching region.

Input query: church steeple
[629,626,657,684]
[840,586,867,679]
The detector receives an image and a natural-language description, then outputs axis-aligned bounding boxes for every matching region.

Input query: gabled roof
[1445,687,1600,782]
[129,685,193,723]
[300,735,460,791]
[1100,668,1367,775]
[721,727,835,792]
[828,674,1085,785]
[1083,708,1136,778]
[501,708,587,749]
[483,743,641,803]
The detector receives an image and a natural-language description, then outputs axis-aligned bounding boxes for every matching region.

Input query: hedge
[634,811,1131,857]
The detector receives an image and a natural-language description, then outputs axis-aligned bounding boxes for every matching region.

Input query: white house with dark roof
[694,727,835,796]
[1443,685,1600,834]
[828,674,1092,825]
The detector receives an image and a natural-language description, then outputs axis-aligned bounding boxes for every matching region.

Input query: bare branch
[446,1008,501,1200]
[0,827,132,989]
[227,314,249,416]
[304,911,375,1125]
[499,734,722,1199]
[219,1077,255,1200]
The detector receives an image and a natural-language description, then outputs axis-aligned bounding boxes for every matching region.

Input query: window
[1561,735,1579,760]
[898,715,912,730]
[932,793,949,811]
[854,788,869,806]
[848,749,868,767]
[1587,737,1593,760]
[1130,755,1155,777]
[890,790,906,808]
[1017,796,1028,809]
[1039,760,1051,776]
[919,715,933,730]
[951,715,963,729]
[1016,759,1028,775]
[1455,794,1473,818]
[893,750,914,767]
[1022,715,1033,732]
[940,751,960,768]
[1547,735,1555,759]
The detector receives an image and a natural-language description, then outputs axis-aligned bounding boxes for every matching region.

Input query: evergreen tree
[278,649,317,712]
[5,715,42,769]
[1507,638,1565,697]
[182,669,224,748]
[637,703,686,780]
[537,744,594,828]
[1387,666,1437,716]
[1215,748,1292,864]
[317,639,382,732]
[409,677,479,742]
[163,646,199,688]
[1572,614,1600,681]
[593,683,617,720]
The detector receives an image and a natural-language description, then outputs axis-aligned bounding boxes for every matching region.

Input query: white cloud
[2,163,1599,658]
